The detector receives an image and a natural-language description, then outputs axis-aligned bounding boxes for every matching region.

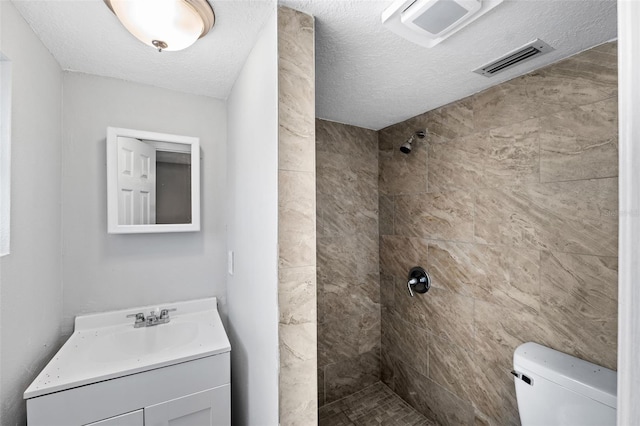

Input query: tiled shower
[316,120,381,404]
[317,41,618,425]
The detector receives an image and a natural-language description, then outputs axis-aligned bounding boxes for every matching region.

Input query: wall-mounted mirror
[106,127,200,234]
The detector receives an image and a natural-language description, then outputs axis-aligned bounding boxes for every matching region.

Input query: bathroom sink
[24,297,230,399]
[89,321,200,363]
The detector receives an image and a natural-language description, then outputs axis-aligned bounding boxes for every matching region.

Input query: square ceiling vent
[382,0,504,48]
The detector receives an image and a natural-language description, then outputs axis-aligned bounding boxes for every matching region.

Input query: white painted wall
[226,9,280,426]
[0,54,12,258]
[0,2,64,424]
[617,1,640,424]
[0,8,3,422]
[61,72,228,335]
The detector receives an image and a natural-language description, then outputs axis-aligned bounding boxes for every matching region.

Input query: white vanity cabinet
[24,298,231,426]
[26,354,230,426]
[144,386,230,426]
[86,410,143,426]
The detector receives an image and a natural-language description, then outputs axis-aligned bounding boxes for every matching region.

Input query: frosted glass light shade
[105,0,215,52]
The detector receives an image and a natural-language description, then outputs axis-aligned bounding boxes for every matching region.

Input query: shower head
[400,130,427,154]
[400,140,412,154]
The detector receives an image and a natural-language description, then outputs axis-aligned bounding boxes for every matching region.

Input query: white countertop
[24,297,230,399]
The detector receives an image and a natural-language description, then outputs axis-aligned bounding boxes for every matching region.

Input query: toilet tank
[513,342,616,426]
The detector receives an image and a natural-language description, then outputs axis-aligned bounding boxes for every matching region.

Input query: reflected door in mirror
[117,136,156,225]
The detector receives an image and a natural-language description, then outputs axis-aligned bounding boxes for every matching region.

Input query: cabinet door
[144,385,230,426]
[85,409,143,426]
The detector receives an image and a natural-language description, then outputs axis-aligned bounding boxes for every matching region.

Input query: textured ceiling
[281,0,617,129]
[12,0,617,130]
[11,0,275,100]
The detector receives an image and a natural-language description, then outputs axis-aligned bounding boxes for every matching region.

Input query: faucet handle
[407,278,417,297]
[159,308,177,319]
[406,266,431,298]
[126,312,145,325]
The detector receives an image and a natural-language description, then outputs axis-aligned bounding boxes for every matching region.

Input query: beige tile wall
[316,119,381,406]
[277,7,317,425]
[378,42,618,426]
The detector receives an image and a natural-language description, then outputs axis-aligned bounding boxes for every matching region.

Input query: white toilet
[513,342,617,426]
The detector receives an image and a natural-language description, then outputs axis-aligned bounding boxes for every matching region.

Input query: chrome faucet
[126,308,177,328]
[159,308,176,321]
[146,311,160,326]
[126,312,146,328]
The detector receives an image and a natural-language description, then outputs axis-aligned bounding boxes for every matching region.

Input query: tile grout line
[388,235,617,259]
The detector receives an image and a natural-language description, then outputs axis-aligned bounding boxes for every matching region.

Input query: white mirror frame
[106,127,201,234]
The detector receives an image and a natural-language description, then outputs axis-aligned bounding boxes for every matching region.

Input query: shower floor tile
[319,382,438,426]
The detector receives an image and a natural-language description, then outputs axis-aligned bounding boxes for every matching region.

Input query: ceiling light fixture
[104,0,215,52]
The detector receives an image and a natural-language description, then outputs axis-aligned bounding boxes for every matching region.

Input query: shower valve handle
[407,277,418,297]
[406,267,431,298]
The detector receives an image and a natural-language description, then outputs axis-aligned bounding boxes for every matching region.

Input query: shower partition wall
[316,119,381,406]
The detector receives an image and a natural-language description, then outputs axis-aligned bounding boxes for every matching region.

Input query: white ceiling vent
[473,39,555,77]
[382,0,504,48]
